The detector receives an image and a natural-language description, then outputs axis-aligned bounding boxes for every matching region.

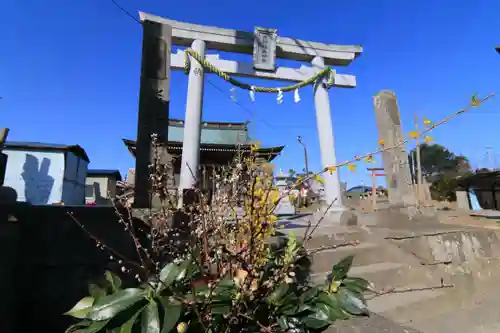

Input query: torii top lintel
[139,12,362,67]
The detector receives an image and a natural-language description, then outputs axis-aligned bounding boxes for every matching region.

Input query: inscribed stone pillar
[373,90,415,207]
[134,21,172,208]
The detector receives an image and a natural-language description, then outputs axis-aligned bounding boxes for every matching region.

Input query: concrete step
[310,242,394,273]
[408,293,500,333]
[301,228,371,248]
[367,286,445,314]
[312,261,445,292]
[380,265,500,328]
[312,262,441,291]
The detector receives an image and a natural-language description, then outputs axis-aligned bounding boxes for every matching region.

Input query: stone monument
[373,91,415,207]
[274,170,296,216]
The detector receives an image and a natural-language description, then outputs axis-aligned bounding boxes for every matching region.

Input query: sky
[1,0,500,188]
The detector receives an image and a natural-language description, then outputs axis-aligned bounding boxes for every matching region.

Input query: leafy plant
[66,254,369,333]
[65,137,370,333]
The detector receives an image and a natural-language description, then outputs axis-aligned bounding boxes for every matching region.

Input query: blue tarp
[469,191,482,211]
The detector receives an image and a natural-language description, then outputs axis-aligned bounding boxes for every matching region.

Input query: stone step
[270,226,370,251]
[312,262,443,291]
[279,224,372,243]
[325,313,422,333]
[367,286,445,314]
[381,265,500,328]
[407,293,500,333]
[310,242,393,273]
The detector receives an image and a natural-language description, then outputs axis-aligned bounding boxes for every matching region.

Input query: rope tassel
[230,87,237,101]
[294,88,301,103]
[249,86,255,102]
[277,89,283,104]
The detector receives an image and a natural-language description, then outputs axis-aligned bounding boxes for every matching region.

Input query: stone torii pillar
[312,56,343,207]
[178,40,206,191]
[139,13,362,216]
[134,20,172,208]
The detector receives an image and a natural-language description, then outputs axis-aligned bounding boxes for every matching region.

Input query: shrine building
[123,118,284,190]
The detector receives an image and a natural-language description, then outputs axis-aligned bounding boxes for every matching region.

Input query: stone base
[313,205,358,226]
[327,313,421,333]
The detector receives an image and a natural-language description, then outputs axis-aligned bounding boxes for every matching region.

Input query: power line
[107,0,313,136]
[109,0,141,24]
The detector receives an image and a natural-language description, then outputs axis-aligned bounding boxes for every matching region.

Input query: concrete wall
[85,176,110,204]
[0,204,142,333]
[62,153,87,205]
[3,149,86,205]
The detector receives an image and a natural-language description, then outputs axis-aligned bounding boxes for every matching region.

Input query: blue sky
[2,0,500,188]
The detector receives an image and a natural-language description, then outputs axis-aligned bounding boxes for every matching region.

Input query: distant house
[85,169,122,205]
[2,141,89,205]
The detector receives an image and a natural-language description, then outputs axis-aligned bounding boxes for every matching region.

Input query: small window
[85,184,94,198]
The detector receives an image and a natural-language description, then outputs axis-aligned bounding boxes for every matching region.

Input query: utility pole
[485,145,493,170]
[297,136,309,179]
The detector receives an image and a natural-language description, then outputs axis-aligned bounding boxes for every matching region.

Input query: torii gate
[136,12,362,218]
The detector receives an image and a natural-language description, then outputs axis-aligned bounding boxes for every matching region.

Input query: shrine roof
[87,169,123,181]
[457,170,500,189]
[122,139,284,161]
[168,118,249,130]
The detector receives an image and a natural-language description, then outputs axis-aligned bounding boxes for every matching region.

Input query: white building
[85,169,122,205]
[2,142,89,205]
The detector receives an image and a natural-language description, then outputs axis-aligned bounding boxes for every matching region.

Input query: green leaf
[88,288,146,321]
[65,320,92,333]
[317,291,347,320]
[159,298,182,333]
[118,304,146,333]
[141,301,160,333]
[194,283,210,298]
[278,317,289,330]
[158,263,179,290]
[86,319,110,333]
[296,304,314,315]
[280,303,298,315]
[299,287,318,303]
[64,296,95,319]
[268,283,289,305]
[302,303,331,329]
[210,303,231,315]
[175,260,192,281]
[331,256,354,282]
[342,277,370,295]
[336,288,368,316]
[89,284,107,300]
[106,271,123,293]
[212,279,236,301]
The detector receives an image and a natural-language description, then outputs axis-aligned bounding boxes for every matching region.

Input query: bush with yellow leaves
[64,136,369,333]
